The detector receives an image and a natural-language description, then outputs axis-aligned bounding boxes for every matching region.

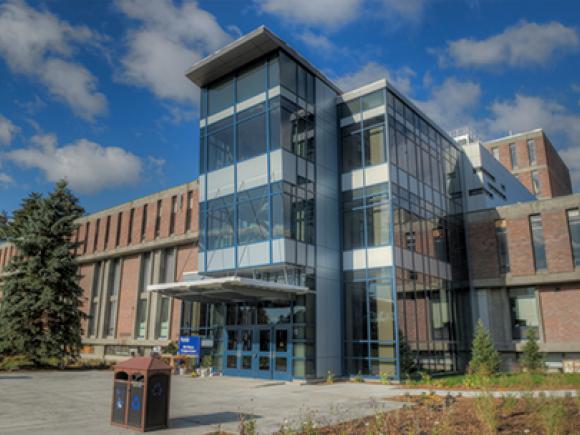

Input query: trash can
[110,356,172,432]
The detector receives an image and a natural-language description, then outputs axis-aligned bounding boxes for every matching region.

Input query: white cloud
[0,172,14,185]
[256,0,362,27]
[0,114,19,146]
[0,0,107,120]
[334,62,415,94]
[381,0,427,24]
[415,78,481,130]
[297,31,338,54]
[441,21,579,68]
[117,0,231,104]
[6,134,143,193]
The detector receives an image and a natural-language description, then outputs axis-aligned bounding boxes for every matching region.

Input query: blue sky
[1,0,580,216]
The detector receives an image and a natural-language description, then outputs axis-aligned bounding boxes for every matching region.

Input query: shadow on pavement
[170,412,261,429]
[0,375,33,380]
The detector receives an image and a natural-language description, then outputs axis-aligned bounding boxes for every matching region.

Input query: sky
[1,0,580,216]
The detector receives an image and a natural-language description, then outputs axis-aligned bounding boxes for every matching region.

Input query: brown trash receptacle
[111,356,172,432]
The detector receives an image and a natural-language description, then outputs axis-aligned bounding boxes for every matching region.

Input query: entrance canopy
[147,274,311,303]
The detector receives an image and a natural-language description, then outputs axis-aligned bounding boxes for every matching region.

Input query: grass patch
[0,355,111,371]
[406,372,580,390]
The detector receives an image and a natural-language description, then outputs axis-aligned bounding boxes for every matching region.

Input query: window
[236,61,265,103]
[94,218,100,251]
[88,262,103,337]
[103,259,121,337]
[495,220,510,273]
[361,90,384,111]
[364,117,386,167]
[237,112,266,161]
[529,215,547,270]
[237,187,269,245]
[154,199,162,239]
[567,209,580,267]
[279,51,297,94]
[135,253,152,339]
[343,183,390,250]
[127,209,134,244]
[83,222,90,254]
[344,268,395,376]
[104,216,111,248]
[207,195,234,250]
[492,147,499,160]
[341,124,362,173]
[509,288,539,340]
[208,78,233,116]
[207,121,234,171]
[156,248,175,339]
[115,212,122,247]
[169,196,177,235]
[185,191,193,232]
[140,204,148,242]
[531,170,541,195]
[509,143,518,169]
[527,139,537,165]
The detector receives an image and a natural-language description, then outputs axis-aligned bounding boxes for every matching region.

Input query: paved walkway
[0,371,404,434]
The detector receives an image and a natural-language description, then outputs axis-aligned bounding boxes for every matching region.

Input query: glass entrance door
[254,327,272,379]
[224,325,292,380]
[273,326,292,380]
[224,327,254,376]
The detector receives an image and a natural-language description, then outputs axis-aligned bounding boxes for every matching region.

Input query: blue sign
[178,335,201,357]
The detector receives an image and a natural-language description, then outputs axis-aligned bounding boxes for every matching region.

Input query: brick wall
[539,285,580,343]
[116,254,140,341]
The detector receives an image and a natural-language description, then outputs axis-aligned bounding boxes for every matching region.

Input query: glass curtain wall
[198,50,318,378]
[339,89,394,376]
[387,90,465,374]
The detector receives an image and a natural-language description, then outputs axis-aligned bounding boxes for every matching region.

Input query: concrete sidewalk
[0,371,404,434]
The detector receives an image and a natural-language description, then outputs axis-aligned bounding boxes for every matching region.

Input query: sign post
[178,336,201,358]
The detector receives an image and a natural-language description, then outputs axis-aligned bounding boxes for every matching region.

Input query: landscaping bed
[404,372,580,391]
[0,355,111,371]
[311,394,580,434]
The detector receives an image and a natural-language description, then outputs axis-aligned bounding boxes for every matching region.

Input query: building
[1,26,578,378]
[452,128,534,212]
[483,129,572,199]
[465,194,580,371]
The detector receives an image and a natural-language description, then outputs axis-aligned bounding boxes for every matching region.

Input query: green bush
[520,329,544,372]
[469,320,501,376]
[162,341,178,355]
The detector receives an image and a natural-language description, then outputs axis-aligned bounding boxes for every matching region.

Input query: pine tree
[469,319,501,376]
[520,328,544,372]
[0,181,85,366]
[398,330,416,377]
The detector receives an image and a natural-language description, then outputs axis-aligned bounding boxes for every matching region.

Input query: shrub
[162,341,178,355]
[201,354,213,368]
[520,329,544,373]
[469,320,501,376]
[474,393,498,434]
[326,369,335,384]
[540,398,566,435]
[399,330,416,377]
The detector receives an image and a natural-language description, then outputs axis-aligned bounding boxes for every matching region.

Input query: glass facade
[197,50,319,378]
[193,35,470,380]
[337,86,467,377]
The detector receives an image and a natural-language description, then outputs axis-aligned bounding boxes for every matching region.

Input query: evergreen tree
[398,330,416,377]
[469,319,501,376]
[0,181,85,365]
[520,328,544,372]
